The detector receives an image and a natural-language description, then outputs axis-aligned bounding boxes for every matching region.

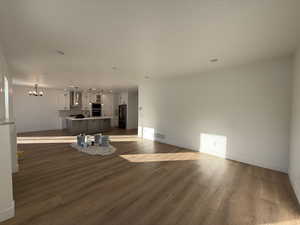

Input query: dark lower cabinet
[67,120,88,134]
[88,120,100,134]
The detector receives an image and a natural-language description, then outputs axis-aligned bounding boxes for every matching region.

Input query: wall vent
[155,133,165,140]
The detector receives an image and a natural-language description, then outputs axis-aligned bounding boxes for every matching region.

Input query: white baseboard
[289,174,300,203]
[0,201,15,223]
[143,136,288,173]
[199,148,287,173]
[12,163,19,173]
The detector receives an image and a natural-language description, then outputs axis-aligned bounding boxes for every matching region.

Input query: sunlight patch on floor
[120,152,201,163]
[110,135,139,142]
[17,135,139,144]
[17,136,76,144]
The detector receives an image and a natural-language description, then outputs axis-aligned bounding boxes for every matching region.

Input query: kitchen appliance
[119,104,127,129]
[92,103,102,117]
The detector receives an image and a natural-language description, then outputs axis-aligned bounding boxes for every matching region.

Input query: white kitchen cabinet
[102,94,113,116]
[57,91,69,110]
[89,93,97,103]
[81,91,90,110]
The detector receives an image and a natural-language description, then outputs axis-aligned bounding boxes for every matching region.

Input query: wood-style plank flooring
[1,129,300,225]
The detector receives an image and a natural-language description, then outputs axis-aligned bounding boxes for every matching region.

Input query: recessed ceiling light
[56,50,65,55]
[210,58,218,62]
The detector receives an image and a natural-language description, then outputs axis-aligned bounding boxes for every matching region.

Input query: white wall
[0,47,18,174]
[0,125,15,222]
[119,92,128,105]
[102,94,114,117]
[0,58,18,174]
[102,93,115,127]
[289,48,300,201]
[0,46,8,120]
[13,85,65,133]
[112,93,119,127]
[139,57,292,173]
[0,44,15,222]
[127,91,138,129]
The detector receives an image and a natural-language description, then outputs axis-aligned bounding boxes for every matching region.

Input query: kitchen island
[66,116,112,135]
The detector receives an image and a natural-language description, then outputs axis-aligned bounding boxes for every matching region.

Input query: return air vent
[155,133,165,140]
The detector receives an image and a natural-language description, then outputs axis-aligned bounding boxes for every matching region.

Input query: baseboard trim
[12,163,19,173]
[199,148,287,173]
[289,174,300,203]
[145,137,288,173]
[0,201,15,223]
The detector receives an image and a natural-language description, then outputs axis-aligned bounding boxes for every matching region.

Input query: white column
[0,122,15,222]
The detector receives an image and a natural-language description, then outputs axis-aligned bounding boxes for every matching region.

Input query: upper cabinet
[57,90,115,113]
[57,91,70,110]
[82,91,90,110]
[89,93,97,104]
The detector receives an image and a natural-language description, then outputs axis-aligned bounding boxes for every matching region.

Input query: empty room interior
[2,1,300,225]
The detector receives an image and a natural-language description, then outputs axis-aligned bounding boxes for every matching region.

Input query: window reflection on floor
[17,135,139,144]
[120,152,201,163]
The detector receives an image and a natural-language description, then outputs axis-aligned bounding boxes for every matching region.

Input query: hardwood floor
[2,129,300,225]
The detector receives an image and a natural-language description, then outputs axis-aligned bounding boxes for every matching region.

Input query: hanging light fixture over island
[28,84,44,96]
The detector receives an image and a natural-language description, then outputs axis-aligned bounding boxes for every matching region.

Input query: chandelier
[28,84,44,96]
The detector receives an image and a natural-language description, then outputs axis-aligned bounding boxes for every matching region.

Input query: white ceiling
[0,0,300,90]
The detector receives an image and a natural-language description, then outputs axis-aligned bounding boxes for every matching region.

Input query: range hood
[70,89,82,109]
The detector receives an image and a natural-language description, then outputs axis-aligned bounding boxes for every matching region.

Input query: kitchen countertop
[66,116,112,121]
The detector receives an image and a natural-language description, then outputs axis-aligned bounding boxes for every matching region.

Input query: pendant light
[28,84,44,96]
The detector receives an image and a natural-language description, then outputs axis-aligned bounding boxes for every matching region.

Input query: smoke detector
[56,50,65,55]
[210,58,218,62]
